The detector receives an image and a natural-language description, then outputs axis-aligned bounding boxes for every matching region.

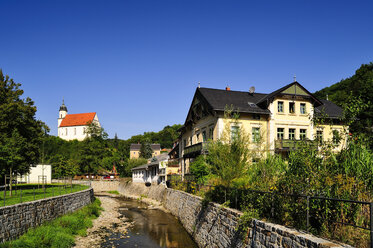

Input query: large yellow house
[179,81,346,176]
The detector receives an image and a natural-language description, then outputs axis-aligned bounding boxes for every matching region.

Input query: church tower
[58,100,68,127]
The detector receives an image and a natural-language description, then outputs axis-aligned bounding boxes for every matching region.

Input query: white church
[57,101,101,141]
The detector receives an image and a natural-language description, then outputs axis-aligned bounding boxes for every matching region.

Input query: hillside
[314,63,373,138]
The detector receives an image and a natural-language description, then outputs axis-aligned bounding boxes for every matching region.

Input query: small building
[131,153,170,184]
[57,100,101,141]
[17,164,52,184]
[129,143,161,159]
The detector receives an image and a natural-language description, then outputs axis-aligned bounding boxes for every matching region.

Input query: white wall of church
[58,125,88,141]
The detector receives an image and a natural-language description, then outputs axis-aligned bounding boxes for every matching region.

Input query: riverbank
[74,193,132,248]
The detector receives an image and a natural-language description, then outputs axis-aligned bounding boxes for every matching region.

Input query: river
[100,196,198,248]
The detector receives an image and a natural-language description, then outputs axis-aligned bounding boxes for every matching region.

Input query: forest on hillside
[314,62,373,146]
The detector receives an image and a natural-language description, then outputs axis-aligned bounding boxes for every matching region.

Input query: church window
[66,128,68,136]
[74,128,76,135]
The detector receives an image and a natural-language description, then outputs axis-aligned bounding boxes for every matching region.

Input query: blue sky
[1,0,372,139]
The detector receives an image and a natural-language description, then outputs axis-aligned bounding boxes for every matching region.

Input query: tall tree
[139,141,153,159]
[0,70,46,193]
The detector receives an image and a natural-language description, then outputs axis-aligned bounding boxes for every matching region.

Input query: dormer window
[278,101,284,113]
[289,102,295,113]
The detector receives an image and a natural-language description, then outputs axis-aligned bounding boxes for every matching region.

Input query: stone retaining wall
[0,188,94,243]
[119,182,349,248]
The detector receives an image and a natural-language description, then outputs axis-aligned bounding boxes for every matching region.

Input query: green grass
[107,190,120,195]
[0,184,90,207]
[0,198,102,248]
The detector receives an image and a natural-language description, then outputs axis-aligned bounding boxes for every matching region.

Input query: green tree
[189,155,209,184]
[120,158,148,177]
[139,141,153,159]
[206,108,252,187]
[0,70,46,194]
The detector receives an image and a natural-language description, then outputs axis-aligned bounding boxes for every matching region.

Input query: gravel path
[74,193,132,248]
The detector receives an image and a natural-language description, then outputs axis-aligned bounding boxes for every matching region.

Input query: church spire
[59,98,67,112]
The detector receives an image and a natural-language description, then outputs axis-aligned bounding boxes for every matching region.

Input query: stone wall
[0,188,94,243]
[119,182,349,248]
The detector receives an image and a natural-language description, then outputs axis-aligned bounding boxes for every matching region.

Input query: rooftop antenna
[249,86,255,94]
[198,82,200,88]
[293,75,297,82]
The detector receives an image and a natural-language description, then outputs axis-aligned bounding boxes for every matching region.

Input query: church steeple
[58,99,68,127]
[59,98,67,112]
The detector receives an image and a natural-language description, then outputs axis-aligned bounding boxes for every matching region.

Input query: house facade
[129,143,161,159]
[57,101,100,141]
[179,81,346,176]
[131,153,169,184]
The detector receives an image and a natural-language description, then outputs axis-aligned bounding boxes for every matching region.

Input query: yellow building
[179,82,346,176]
[130,143,161,159]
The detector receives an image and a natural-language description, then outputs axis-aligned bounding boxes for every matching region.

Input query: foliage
[189,156,209,184]
[0,70,46,191]
[206,107,252,187]
[139,141,153,159]
[314,62,373,147]
[1,198,101,248]
[120,158,148,177]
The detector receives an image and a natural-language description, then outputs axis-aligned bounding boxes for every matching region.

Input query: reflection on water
[101,197,198,248]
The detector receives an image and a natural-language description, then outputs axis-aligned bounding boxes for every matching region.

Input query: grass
[107,190,119,195]
[0,184,90,207]
[0,198,102,248]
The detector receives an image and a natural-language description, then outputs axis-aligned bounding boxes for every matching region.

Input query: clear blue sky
[1,0,372,139]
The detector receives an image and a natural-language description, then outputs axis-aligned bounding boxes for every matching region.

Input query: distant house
[129,143,161,159]
[17,164,52,184]
[57,100,100,141]
[132,153,174,185]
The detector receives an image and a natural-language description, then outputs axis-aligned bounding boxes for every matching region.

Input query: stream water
[100,197,198,248]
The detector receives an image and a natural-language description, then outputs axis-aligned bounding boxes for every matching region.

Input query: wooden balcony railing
[183,142,209,158]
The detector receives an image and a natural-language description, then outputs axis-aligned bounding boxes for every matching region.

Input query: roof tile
[59,112,96,127]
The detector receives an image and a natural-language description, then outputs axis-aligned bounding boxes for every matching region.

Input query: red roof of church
[59,112,96,127]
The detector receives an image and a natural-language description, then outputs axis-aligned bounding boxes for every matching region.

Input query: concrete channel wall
[0,188,94,243]
[119,182,349,248]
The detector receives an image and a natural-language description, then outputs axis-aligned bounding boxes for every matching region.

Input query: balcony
[183,142,209,158]
[275,139,317,151]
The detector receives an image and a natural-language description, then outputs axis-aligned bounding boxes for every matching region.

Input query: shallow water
[100,197,198,248]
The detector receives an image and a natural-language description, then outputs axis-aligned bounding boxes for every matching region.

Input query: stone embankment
[119,181,351,248]
[0,188,94,243]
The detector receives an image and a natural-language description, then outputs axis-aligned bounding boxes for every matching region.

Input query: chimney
[225,86,231,91]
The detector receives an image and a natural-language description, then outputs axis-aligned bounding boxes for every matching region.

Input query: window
[74,128,76,135]
[202,130,207,142]
[196,133,200,142]
[183,139,186,148]
[332,130,341,145]
[317,130,323,145]
[277,128,284,140]
[252,127,260,143]
[289,102,295,113]
[231,126,239,140]
[278,101,284,113]
[209,126,214,140]
[300,129,307,140]
[289,128,295,140]
[66,128,68,136]
[253,114,260,120]
[300,103,306,114]
[189,136,193,146]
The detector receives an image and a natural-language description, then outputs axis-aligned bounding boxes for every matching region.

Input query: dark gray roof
[198,88,270,114]
[193,83,343,119]
[130,143,161,151]
[131,164,149,171]
[131,153,168,171]
[315,99,343,119]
